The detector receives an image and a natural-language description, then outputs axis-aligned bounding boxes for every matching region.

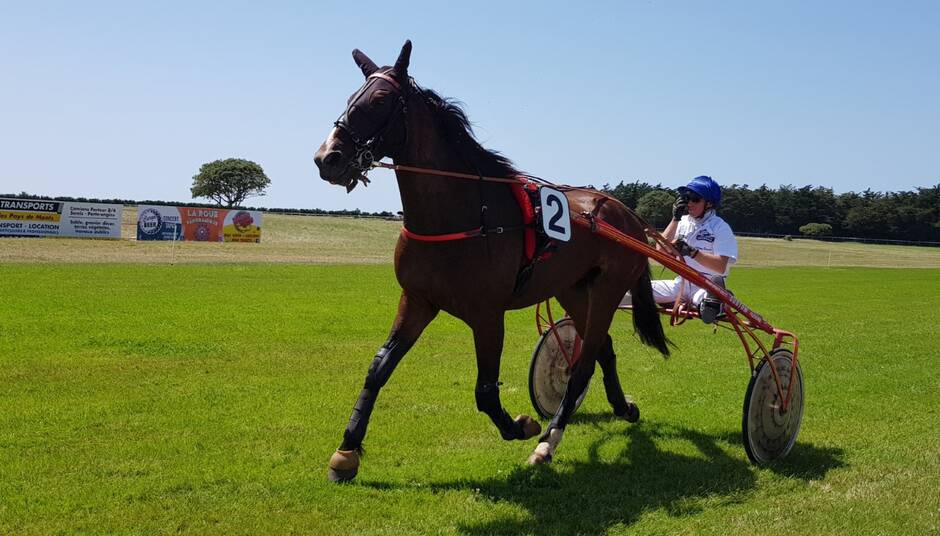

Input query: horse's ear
[394,40,412,77]
[352,49,378,77]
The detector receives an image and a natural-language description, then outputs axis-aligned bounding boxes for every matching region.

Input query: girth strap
[401,225,523,242]
[401,226,483,242]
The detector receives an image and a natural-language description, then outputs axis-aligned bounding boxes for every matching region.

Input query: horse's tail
[631,264,671,357]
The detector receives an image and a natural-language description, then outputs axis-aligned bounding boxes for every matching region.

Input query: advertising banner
[181,207,225,242]
[223,209,262,243]
[136,205,182,241]
[0,198,122,238]
[136,205,262,243]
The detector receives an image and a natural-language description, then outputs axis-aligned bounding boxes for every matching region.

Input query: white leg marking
[528,428,565,464]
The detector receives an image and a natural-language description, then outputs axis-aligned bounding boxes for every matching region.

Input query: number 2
[546,195,565,233]
[539,186,571,241]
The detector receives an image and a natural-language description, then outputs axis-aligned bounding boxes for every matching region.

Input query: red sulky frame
[535,214,801,413]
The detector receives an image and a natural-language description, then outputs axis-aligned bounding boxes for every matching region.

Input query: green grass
[1,264,938,534]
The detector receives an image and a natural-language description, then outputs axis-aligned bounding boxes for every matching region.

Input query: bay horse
[314,40,669,482]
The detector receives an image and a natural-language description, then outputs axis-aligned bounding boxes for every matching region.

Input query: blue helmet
[679,175,721,207]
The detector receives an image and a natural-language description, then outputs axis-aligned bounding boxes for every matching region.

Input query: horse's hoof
[616,398,640,423]
[622,401,640,423]
[328,466,358,482]
[515,415,542,440]
[526,442,553,465]
[327,449,360,483]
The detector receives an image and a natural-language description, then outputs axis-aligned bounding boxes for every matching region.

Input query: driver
[621,175,738,323]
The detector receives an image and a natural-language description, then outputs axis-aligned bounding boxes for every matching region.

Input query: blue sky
[2,1,938,213]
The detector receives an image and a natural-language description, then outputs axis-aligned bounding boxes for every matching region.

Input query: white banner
[0,198,122,239]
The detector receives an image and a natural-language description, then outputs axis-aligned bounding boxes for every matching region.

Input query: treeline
[0,192,402,220]
[7,185,939,241]
[603,182,940,242]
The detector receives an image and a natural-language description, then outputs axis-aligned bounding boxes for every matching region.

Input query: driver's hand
[672,195,689,220]
[673,238,697,258]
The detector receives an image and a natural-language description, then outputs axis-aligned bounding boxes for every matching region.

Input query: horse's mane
[414,83,523,179]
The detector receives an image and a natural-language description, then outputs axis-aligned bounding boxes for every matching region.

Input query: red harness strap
[510,180,538,262]
[400,176,539,259]
[401,226,483,242]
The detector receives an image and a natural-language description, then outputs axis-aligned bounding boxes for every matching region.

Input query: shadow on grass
[363,418,844,534]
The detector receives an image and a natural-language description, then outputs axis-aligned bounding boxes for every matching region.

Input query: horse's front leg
[471,315,541,441]
[328,293,438,482]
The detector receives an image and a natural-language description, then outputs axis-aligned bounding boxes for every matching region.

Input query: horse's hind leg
[551,288,636,420]
[328,292,438,482]
[471,314,542,441]
[596,335,640,422]
[528,280,622,464]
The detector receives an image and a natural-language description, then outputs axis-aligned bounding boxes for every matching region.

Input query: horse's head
[314,40,412,192]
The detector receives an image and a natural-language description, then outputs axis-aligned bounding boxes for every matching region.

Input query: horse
[314,40,669,482]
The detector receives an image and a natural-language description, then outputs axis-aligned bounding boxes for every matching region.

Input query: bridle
[333,70,408,174]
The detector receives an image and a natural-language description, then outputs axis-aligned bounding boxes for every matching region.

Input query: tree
[635,190,674,228]
[603,180,663,210]
[191,158,271,207]
[799,223,833,237]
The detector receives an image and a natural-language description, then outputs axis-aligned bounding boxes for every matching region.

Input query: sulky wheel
[528,318,588,419]
[742,348,804,464]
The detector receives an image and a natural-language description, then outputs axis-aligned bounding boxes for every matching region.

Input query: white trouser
[620,277,709,307]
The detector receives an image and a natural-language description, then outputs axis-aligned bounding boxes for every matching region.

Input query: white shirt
[676,209,737,276]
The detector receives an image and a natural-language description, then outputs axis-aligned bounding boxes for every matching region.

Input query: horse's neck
[394,114,510,235]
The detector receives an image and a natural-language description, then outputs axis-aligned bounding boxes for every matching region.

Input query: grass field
[2,215,939,534]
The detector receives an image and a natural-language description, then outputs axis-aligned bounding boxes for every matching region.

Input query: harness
[379,161,561,293]
[399,178,558,293]
[334,72,559,290]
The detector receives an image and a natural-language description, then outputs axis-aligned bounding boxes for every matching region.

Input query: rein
[374,162,532,242]
[373,162,524,185]
[374,161,637,243]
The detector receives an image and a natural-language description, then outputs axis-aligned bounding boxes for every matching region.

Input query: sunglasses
[686,193,703,203]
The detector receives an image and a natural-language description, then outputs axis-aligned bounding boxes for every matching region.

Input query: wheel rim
[742,349,804,464]
[528,319,587,419]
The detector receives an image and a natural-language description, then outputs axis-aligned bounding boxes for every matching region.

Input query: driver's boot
[699,275,727,324]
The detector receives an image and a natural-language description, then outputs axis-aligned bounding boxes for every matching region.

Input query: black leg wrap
[475,382,522,440]
[340,387,377,451]
[604,377,630,416]
[339,338,414,451]
[597,337,630,416]
[363,339,412,391]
